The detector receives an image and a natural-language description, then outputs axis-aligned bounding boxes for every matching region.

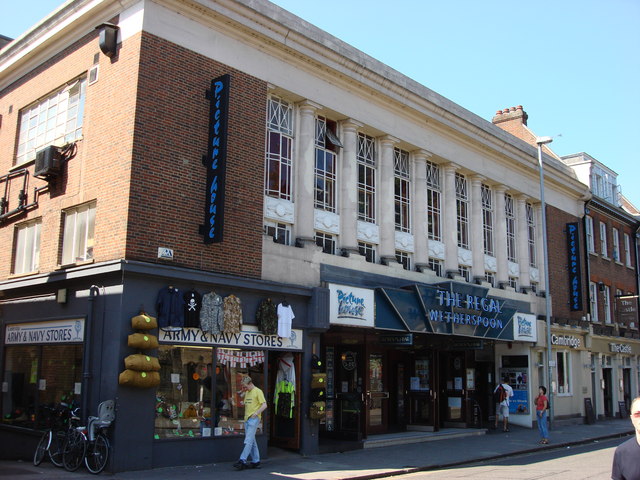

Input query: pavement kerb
[337,429,635,480]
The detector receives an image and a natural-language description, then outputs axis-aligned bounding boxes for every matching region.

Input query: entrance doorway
[269,352,300,450]
[439,351,466,426]
[365,351,389,435]
[603,368,613,417]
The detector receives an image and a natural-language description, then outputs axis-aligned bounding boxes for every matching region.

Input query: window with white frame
[314,116,338,212]
[530,281,538,293]
[395,250,411,271]
[484,272,496,287]
[589,282,599,322]
[61,202,95,265]
[455,173,469,249]
[428,258,443,277]
[357,133,376,223]
[599,221,608,257]
[624,233,632,267]
[526,202,537,267]
[508,276,518,290]
[612,228,620,262]
[590,166,617,204]
[556,350,571,394]
[16,77,87,165]
[13,219,41,274]
[505,193,516,262]
[603,285,612,324]
[481,184,493,256]
[264,221,291,245]
[458,266,470,282]
[426,161,441,241]
[358,241,376,263]
[265,96,293,200]
[315,231,336,255]
[585,216,595,253]
[394,148,411,233]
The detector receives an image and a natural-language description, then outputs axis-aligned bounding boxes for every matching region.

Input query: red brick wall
[126,33,266,278]
[545,205,587,322]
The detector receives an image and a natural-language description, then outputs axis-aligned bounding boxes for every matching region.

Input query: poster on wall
[500,368,529,415]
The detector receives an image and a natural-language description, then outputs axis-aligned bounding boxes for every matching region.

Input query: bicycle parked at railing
[33,402,73,467]
[62,399,116,474]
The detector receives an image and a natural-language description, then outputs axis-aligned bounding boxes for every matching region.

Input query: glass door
[366,352,388,435]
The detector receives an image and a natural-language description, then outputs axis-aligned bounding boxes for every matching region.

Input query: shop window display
[154,346,264,439]
[1,345,82,429]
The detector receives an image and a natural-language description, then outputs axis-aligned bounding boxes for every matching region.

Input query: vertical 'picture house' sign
[201,74,230,243]
[566,222,582,311]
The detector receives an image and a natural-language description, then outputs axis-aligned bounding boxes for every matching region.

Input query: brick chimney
[492,105,559,158]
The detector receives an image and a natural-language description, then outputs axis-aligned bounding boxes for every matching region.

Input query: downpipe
[81,285,101,423]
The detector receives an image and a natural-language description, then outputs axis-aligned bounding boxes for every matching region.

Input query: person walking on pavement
[233,376,267,470]
[611,395,640,480]
[493,375,514,432]
[534,385,549,444]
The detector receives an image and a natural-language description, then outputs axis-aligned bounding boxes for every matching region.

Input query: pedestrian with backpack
[493,375,514,431]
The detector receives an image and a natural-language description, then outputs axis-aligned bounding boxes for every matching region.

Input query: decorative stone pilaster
[442,163,460,276]
[494,185,508,286]
[412,150,432,267]
[470,175,485,281]
[339,119,363,256]
[516,194,531,291]
[378,135,399,264]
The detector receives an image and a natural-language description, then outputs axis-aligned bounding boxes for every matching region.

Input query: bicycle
[33,403,72,467]
[62,411,87,472]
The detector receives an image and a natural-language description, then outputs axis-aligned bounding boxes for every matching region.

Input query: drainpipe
[81,285,100,423]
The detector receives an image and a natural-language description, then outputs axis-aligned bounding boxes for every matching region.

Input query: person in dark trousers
[534,385,549,444]
[612,395,640,480]
[233,376,267,470]
[493,375,514,432]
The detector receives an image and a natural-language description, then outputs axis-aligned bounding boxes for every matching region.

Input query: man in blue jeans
[233,376,267,470]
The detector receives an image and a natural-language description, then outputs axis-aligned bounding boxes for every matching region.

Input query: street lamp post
[536,136,554,427]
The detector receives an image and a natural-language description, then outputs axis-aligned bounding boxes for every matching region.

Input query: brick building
[0,0,602,473]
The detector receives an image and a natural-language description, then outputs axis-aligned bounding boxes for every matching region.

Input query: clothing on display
[223,295,243,333]
[183,290,202,328]
[274,353,296,418]
[200,291,224,334]
[277,302,295,338]
[255,298,277,335]
[156,286,185,330]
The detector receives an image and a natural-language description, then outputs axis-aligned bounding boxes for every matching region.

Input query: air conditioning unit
[34,145,63,179]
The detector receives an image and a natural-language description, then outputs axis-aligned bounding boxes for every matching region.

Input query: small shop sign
[378,333,413,345]
[5,319,85,344]
[159,325,303,351]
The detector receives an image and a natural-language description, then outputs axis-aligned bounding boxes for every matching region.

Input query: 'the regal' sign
[200,74,230,243]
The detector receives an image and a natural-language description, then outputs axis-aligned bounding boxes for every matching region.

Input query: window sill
[7,270,40,279]
[57,259,95,269]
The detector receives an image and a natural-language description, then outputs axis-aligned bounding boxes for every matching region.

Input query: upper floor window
[264,221,291,245]
[357,133,376,223]
[624,233,632,267]
[16,77,87,165]
[428,258,443,277]
[265,96,293,201]
[358,241,376,264]
[505,193,516,262]
[599,221,608,257]
[590,166,617,204]
[455,173,469,249]
[426,161,441,242]
[526,202,536,267]
[589,282,598,322]
[481,184,493,256]
[458,265,470,282]
[612,228,620,262]
[61,202,95,265]
[314,116,338,212]
[13,219,41,275]
[603,285,612,324]
[585,216,595,253]
[315,231,336,255]
[395,250,411,271]
[394,148,411,233]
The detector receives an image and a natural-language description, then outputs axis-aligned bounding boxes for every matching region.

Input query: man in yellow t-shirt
[233,376,267,470]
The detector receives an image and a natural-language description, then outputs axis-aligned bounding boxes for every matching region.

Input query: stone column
[412,150,432,269]
[294,100,320,246]
[339,119,363,256]
[494,185,508,287]
[378,135,399,264]
[516,194,531,291]
[442,162,460,276]
[470,175,486,283]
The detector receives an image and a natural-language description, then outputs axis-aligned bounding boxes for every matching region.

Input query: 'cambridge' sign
[5,319,85,344]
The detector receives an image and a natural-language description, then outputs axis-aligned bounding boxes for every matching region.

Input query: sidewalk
[1,418,633,480]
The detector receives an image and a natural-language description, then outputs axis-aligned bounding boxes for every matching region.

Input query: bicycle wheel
[33,430,51,466]
[85,433,110,474]
[49,430,66,467]
[62,429,87,472]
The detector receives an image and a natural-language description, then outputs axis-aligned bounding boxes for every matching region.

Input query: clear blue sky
[3,0,640,208]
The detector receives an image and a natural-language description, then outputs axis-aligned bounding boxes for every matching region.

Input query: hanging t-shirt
[183,290,201,328]
[277,303,295,338]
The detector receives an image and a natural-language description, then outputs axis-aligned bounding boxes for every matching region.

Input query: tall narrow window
[526,202,536,267]
[556,351,571,394]
[314,117,338,212]
[603,286,612,324]
[265,96,293,200]
[589,282,598,322]
[13,219,41,274]
[624,233,632,267]
[61,202,95,265]
[357,133,376,223]
[612,228,620,262]
[455,173,469,249]
[585,216,595,253]
[481,184,493,255]
[505,193,516,262]
[394,148,411,232]
[426,161,441,241]
[16,77,87,165]
[599,222,608,257]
